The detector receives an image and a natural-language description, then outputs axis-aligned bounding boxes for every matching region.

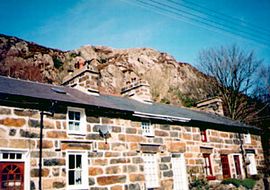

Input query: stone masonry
[0,105,264,190]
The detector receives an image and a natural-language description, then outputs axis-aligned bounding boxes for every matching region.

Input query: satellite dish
[98,125,112,143]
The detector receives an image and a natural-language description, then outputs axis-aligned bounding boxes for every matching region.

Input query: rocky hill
[0,34,212,106]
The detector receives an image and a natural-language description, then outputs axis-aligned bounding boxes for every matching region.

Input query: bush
[221,178,256,189]
[190,178,210,190]
[160,97,171,104]
[241,178,256,189]
[221,178,241,187]
[173,89,197,107]
[53,57,63,69]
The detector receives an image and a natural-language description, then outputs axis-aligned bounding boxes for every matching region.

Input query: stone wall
[0,105,265,190]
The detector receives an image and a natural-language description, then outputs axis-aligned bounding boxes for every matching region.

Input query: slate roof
[0,76,259,132]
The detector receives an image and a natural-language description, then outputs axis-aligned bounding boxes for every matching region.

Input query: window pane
[68,171,75,185]
[75,112,80,121]
[74,122,80,131]
[2,174,7,180]
[16,154,22,159]
[3,153,8,159]
[76,155,82,168]
[69,111,74,120]
[75,170,82,184]
[15,174,21,180]
[10,153,15,159]
[69,155,75,169]
[69,122,74,130]
[9,175,14,180]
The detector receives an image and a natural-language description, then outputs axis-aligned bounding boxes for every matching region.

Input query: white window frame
[171,153,189,190]
[67,107,86,135]
[0,149,30,190]
[143,153,159,189]
[244,133,251,144]
[229,153,245,179]
[246,153,257,175]
[141,120,154,137]
[66,151,88,190]
[202,153,214,177]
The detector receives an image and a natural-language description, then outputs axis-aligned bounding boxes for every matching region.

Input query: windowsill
[206,176,216,180]
[142,133,155,137]
[67,186,88,190]
[68,132,86,136]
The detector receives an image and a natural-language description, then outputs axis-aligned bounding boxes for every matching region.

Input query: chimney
[62,63,100,95]
[196,97,224,116]
[121,79,152,103]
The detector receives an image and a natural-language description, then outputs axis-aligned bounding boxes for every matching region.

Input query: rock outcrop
[0,33,212,106]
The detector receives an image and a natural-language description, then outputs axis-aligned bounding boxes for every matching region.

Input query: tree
[198,45,262,122]
[255,65,270,102]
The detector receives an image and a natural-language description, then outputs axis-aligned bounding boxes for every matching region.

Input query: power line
[166,0,270,40]
[124,0,269,48]
[177,0,270,35]
[143,0,269,45]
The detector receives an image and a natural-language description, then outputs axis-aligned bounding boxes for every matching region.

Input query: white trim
[230,153,245,179]
[244,133,251,144]
[141,120,154,137]
[246,153,257,175]
[67,107,87,135]
[143,153,160,189]
[133,111,191,122]
[171,153,189,190]
[66,150,88,190]
[0,149,30,190]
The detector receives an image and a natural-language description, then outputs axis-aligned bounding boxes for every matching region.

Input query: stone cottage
[0,66,265,190]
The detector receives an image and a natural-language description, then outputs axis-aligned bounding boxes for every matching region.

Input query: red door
[221,155,231,179]
[0,162,24,190]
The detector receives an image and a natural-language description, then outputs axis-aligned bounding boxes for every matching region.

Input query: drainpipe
[238,132,248,178]
[39,101,56,190]
[38,111,44,190]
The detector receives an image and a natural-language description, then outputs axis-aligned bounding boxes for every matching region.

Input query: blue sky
[0,0,269,67]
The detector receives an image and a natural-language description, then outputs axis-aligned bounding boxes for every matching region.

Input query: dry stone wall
[0,105,265,190]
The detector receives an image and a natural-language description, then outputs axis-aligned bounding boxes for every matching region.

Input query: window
[202,153,215,180]
[0,162,24,189]
[0,150,29,190]
[67,152,88,189]
[67,107,86,134]
[141,120,154,136]
[246,153,257,175]
[143,153,159,189]
[1,153,23,160]
[171,154,189,190]
[201,129,207,142]
[244,133,251,144]
[233,155,242,177]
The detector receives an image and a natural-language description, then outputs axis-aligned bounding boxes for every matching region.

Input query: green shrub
[222,178,241,187]
[241,178,256,189]
[160,97,171,104]
[53,57,63,69]
[190,178,210,190]
[173,89,196,107]
[221,178,256,189]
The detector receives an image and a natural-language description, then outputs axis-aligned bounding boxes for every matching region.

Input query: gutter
[133,111,191,122]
